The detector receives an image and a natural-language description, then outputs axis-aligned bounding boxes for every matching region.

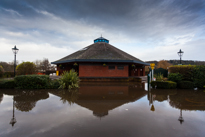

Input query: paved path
[50,76,61,80]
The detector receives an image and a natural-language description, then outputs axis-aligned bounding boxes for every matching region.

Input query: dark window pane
[117,66,124,70]
[109,66,115,70]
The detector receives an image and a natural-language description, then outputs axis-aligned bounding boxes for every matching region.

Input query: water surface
[0,82,205,137]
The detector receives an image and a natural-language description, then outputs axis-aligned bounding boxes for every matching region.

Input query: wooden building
[51,37,149,78]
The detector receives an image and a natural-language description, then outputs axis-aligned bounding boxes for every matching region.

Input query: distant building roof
[94,37,109,43]
[52,37,149,65]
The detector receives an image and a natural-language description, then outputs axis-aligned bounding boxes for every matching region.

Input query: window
[117,66,124,70]
[109,66,115,70]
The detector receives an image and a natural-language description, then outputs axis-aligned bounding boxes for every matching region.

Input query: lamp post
[177,49,184,64]
[12,46,19,77]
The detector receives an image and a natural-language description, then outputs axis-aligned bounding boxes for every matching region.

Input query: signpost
[150,63,155,81]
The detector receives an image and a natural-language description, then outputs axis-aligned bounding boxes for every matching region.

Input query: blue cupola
[94,37,109,43]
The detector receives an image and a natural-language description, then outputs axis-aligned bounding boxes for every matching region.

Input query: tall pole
[180,56,181,64]
[14,54,16,77]
[12,45,19,77]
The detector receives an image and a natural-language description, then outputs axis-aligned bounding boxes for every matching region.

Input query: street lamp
[177,49,184,64]
[12,46,19,77]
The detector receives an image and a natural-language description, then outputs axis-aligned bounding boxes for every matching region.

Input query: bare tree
[34,58,54,72]
[40,58,51,72]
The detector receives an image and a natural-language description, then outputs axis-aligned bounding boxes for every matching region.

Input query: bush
[49,79,60,89]
[59,70,80,89]
[3,72,14,78]
[178,81,194,89]
[169,65,195,81]
[193,65,205,88]
[0,79,15,89]
[151,81,177,89]
[16,62,36,75]
[169,65,205,88]
[168,73,183,83]
[154,73,164,81]
[0,65,5,78]
[14,75,50,89]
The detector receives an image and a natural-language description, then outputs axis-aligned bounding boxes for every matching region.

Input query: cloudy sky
[0,0,205,63]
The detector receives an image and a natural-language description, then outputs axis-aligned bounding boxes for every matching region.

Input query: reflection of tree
[154,95,168,102]
[151,89,177,102]
[61,90,79,105]
[51,89,79,105]
[169,90,205,111]
[14,90,49,112]
[0,93,3,104]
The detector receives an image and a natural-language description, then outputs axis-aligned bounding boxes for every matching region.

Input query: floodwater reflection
[0,82,205,137]
[50,82,147,118]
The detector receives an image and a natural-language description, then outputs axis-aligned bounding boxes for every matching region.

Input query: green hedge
[49,79,60,89]
[14,75,50,89]
[3,72,14,78]
[169,65,205,88]
[193,65,205,88]
[168,73,183,83]
[0,79,15,89]
[151,81,177,89]
[169,65,195,81]
[178,81,194,89]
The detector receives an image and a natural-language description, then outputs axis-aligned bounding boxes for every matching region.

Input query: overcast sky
[0,0,205,63]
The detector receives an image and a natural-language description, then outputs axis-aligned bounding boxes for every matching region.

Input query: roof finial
[101,34,102,37]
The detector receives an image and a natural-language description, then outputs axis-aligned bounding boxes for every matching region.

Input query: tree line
[146,60,205,66]
[0,58,56,72]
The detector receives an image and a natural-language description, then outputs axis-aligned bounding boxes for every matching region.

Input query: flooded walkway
[0,82,204,137]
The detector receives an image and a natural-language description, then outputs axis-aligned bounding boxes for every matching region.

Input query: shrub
[151,81,177,89]
[59,70,80,89]
[169,65,195,81]
[0,65,5,78]
[154,73,164,81]
[14,75,50,89]
[0,79,15,89]
[49,79,60,89]
[168,73,183,83]
[16,62,36,75]
[168,65,205,88]
[193,65,205,88]
[178,81,194,89]
[3,72,14,78]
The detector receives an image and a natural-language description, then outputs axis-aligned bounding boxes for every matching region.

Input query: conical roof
[52,39,149,65]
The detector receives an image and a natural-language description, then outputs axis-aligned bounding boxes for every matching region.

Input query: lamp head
[177,49,184,57]
[12,45,19,54]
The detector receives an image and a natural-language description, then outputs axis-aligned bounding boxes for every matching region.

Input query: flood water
[0,82,205,137]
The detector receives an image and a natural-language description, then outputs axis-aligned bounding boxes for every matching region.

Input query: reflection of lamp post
[12,45,19,77]
[178,109,184,124]
[10,97,17,127]
[177,49,184,64]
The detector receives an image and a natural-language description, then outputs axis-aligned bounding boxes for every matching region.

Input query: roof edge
[51,59,150,66]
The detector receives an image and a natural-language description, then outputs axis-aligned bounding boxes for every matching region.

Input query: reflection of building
[51,37,149,77]
[0,93,3,104]
[50,82,147,118]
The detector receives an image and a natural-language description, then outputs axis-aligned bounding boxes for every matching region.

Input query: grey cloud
[0,0,205,61]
